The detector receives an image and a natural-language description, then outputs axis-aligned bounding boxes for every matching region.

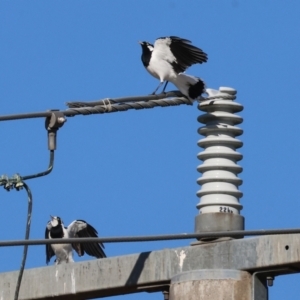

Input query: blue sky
[1,1,300,299]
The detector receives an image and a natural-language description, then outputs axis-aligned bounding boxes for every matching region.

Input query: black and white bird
[45,216,106,265]
[139,36,208,101]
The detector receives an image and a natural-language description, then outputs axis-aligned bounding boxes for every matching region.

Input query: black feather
[45,225,55,265]
[188,78,205,99]
[76,220,106,258]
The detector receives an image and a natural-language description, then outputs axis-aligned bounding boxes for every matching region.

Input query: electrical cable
[14,182,33,300]
[65,90,186,108]
[0,150,55,189]
[1,113,60,298]
[0,228,300,247]
[22,150,54,181]
[0,90,237,123]
[0,92,192,122]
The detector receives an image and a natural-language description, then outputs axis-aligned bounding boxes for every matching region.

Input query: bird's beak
[50,215,54,220]
[138,41,142,45]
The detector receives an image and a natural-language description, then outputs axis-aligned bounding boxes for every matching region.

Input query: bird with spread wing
[45,216,106,265]
[139,36,208,101]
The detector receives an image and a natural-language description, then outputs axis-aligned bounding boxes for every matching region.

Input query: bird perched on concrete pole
[139,36,208,101]
[45,216,106,265]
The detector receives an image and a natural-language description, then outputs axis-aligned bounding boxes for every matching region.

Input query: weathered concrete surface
[169,270,252,300]
[1,234,300,299]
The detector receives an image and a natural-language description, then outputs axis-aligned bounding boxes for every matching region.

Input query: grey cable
[66,90,185,108]
[22,150,54,181]
[65,96,192,116]
[0,228,299,247]
[0,93,192,122]
[14,182,32,300]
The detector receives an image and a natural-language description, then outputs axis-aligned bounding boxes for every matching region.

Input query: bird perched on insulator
[139,36,207,101]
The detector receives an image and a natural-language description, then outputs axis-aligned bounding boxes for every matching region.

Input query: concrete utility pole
[1,87,300,299]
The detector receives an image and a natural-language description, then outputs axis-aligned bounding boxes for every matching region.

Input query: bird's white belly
[52,243,74,264]
[147,59,177,82]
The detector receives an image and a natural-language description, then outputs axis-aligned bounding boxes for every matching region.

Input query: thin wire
[14,182,33,300]
[0,228,300,247]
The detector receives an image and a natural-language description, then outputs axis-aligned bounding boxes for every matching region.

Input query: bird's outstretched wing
[67,220,106,258]
[45,222,55,264]
[154,36,208,73]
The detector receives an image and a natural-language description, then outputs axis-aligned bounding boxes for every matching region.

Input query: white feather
[49,224,74,264]
[147,38,178,82]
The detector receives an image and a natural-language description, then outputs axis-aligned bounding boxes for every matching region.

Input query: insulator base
[195,213,244,239]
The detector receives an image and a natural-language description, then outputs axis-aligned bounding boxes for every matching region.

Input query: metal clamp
[45,110,67,150]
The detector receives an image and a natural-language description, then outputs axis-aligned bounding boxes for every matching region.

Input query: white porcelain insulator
[196,87,243,215]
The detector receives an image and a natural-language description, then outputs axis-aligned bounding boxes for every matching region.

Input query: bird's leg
[151,81,164,95]
[161,81,169,93]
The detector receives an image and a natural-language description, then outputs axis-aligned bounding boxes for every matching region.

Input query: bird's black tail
[171,73,206,101]
[188,77,205,99]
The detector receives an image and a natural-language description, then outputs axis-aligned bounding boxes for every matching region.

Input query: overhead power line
[0,91,193,122]
[0,228,299,247]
